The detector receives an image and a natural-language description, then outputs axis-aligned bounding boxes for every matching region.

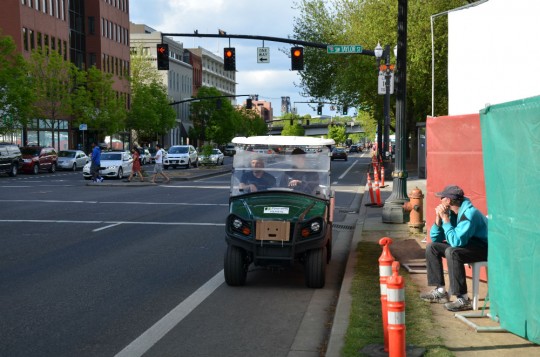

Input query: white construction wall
[448,0,540,115]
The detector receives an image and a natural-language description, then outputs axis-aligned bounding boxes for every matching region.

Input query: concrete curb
[325,183,368,357]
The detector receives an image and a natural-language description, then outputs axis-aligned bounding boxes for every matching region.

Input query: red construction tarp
[426,114,487,280]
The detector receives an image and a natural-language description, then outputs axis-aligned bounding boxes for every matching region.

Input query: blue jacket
[429,198,488,247]
[91,146,101,165]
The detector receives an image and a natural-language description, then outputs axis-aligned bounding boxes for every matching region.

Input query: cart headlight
[230,216,251,236]
[301,218,323,238]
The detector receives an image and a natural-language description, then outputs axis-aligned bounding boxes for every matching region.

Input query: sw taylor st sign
[326,45,363,54]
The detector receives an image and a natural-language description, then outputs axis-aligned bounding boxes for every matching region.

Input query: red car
[20,146,58,174]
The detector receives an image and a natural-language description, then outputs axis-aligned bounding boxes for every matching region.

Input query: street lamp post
[382,0,409,223]
[374,43,394,163]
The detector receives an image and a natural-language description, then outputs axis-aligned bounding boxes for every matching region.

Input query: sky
[129,0,327,117]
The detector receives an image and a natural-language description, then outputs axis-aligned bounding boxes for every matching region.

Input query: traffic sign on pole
[257,47,269,63]
[326,45,363,54]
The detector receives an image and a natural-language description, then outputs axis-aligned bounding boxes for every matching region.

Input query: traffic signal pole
[160,32,376,57]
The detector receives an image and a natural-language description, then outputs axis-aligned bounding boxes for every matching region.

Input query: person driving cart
[239,157,276,192]
[280,148,319,194]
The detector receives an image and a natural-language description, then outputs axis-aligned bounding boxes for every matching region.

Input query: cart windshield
[230,144,332,199]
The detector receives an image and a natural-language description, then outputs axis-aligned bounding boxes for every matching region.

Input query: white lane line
[339,160,357,180]
[0,219,225,226]
[0,199,228,206]
[115,270,225,357]
[92,223,122,232]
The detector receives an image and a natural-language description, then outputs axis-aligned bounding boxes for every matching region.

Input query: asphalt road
[0,153,370,357]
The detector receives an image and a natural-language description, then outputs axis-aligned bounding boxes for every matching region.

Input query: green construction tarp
[481,96,540,344]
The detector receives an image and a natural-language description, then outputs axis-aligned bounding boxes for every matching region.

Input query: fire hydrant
[403,187,425,233]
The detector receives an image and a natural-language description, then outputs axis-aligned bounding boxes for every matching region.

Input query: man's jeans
[426,240,488,296]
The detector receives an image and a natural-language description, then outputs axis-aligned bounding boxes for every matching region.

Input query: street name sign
[326,45,363,54]
[257,47,270,63]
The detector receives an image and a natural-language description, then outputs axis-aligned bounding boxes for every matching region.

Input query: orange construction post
[378,237,395,352]
[365,173,376,206]
[380,165,387,188]
[387,261,406,357]
[374,179,383,207]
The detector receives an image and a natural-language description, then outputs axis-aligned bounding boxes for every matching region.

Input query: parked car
[57,150,89,171]
[200,148,225,165]
[19,146,58,174]
[164,145,198,169]
[348,144,362,153]
[0,142,23,177]
[82,150,133,180]
[137,147,151,165]
[331,147,348,161]
[224,143,236,156]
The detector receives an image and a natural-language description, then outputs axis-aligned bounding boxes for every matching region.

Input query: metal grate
[333,224,355,230]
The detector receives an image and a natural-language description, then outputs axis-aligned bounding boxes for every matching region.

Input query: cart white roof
[232,136,335,146]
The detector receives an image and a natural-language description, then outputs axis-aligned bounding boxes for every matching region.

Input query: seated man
[239,157,276,192]
[279,148,319,194]
[419,185,488,312]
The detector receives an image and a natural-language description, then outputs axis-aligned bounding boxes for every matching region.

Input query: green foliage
[128,46,176,142]
[0,33,34,135]
[27,48,76,121]
[128,81,175,140]
[327,124,346,145]
[72,66,127,136]
[293,0,472,144]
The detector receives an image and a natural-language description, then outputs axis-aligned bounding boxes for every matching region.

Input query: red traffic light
[291,46,304,71]
[223,47,236,71]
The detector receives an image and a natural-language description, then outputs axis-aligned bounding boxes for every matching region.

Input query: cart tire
[305,247,326,288]
[224,245,248,286]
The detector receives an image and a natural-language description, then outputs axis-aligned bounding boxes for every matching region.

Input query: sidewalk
[326,172,540,356]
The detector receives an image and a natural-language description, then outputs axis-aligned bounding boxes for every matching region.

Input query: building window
[42,0,46,13]
[63,40,67,60]
[37,32,42,49]
[61,0,65,20]
[22,28,28,51]
[49,0,53,15]
[88,16,95,35]
[51,36,55,50]
[89,53,96,67]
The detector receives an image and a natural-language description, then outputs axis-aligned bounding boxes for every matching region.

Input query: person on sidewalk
[151,144,170,184]
[90,142,103,183]
[126,148,144,182]
[420,185,488,312]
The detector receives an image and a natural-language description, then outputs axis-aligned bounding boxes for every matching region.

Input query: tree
[0,33,34,137]
[292,0,473,156]
[327,124,346,145]
[72,66,127,137]
[128,81,175,141]
[27,48,78,146]
[128,45,176,143]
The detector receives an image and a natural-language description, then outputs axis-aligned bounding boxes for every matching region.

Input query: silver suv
[163,145,198,169]
[0,143,23,177]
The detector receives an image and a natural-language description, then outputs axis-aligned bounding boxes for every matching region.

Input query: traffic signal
[317,104,323,115]
[246,98,253,109]
[224,47,236,71]
[342,105,348,115]
[156,43,169,70]
[291,46,304,71]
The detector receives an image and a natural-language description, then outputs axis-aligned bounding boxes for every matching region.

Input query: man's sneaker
[444,297,472,312]
[420,289,449,303]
